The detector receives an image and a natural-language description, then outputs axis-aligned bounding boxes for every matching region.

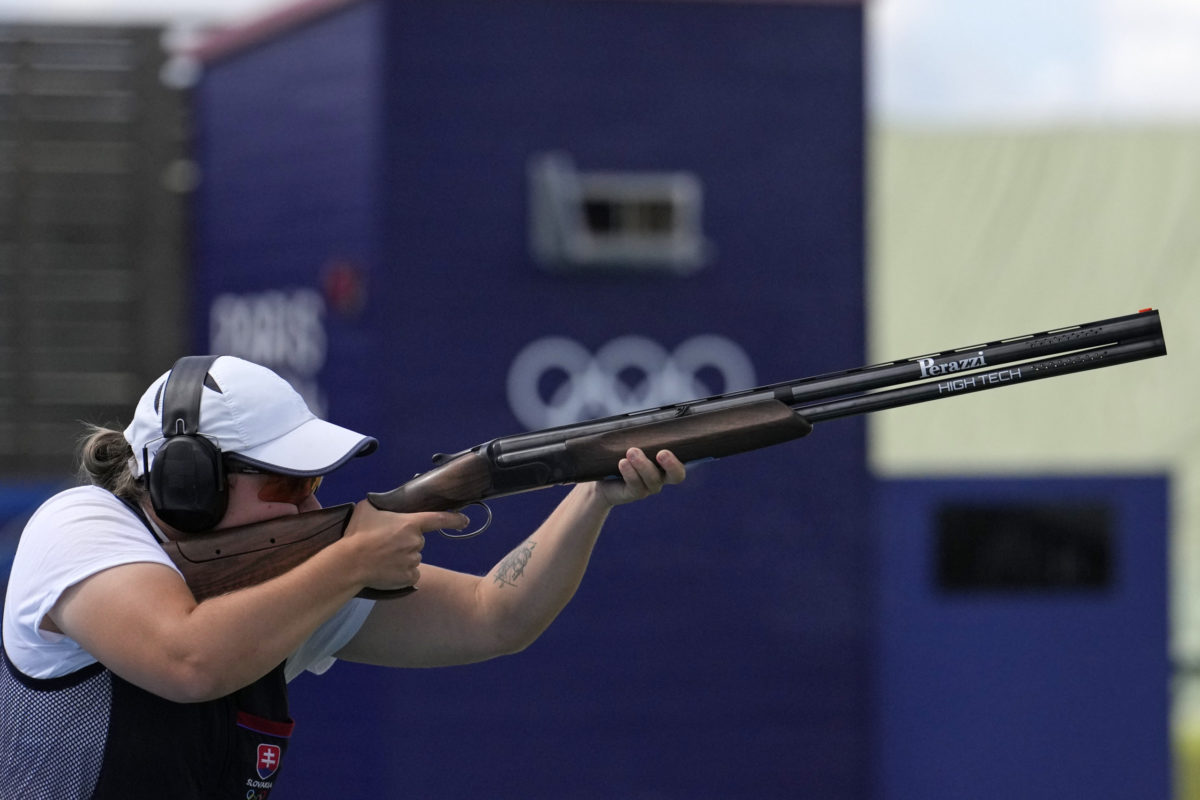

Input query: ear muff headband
[147,355,228,532]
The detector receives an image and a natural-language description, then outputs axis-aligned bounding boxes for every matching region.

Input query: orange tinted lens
[257,474,322,505]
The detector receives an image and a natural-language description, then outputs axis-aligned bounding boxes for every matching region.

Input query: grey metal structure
[0,24,189,477]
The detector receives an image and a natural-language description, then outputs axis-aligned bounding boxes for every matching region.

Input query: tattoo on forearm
[494,540,537,588]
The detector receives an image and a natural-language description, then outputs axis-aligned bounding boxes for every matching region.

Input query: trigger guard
[439,502,492,539]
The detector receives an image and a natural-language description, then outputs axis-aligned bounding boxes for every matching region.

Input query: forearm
[340,483,615,667]
[339,448,683,668]
[475,447,684,651]
[178,542,367,694]
[479,483,613,650]
[56,536,371,703]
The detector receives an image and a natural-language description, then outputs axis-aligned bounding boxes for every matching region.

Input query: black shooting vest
[0,499,295,800]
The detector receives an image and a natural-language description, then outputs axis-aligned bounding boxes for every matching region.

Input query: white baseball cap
[125,356,378,478]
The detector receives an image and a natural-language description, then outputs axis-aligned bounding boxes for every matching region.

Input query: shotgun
[161,309,1167,601]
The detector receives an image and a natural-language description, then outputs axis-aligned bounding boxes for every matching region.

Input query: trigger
[439,502,492,539]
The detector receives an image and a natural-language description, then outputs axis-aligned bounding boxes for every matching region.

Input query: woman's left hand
[594,447,687,507]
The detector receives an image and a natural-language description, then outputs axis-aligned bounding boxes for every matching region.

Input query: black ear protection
[146,355,228,533]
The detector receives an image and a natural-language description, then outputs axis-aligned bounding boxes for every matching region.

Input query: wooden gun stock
[161,504,357,602]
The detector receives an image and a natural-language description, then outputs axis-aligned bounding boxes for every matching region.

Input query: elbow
[147,653,242,704]
[489,617,547,659]
[471,581,561,661]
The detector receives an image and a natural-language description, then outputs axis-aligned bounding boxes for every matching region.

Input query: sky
[1,0,1199,124]
[871,0,1200,124]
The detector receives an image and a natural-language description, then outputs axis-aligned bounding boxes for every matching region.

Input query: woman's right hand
[340,500,469,591]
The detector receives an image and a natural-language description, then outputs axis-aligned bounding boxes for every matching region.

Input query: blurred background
[0,0,1194,797]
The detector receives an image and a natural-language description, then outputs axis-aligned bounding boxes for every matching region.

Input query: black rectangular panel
[936,502,1113,591]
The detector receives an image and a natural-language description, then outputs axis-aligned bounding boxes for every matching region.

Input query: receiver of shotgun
[162,309,1166,601]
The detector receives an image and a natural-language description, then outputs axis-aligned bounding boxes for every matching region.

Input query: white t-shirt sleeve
[2,486,183,679]
[284,597,376,681]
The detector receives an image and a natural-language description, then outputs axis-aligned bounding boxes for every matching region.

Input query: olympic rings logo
[506,334,757,429]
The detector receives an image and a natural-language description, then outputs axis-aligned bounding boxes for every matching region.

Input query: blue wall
[875,475,1170,800]
[192,1,867,796]
[191,0,384,441]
